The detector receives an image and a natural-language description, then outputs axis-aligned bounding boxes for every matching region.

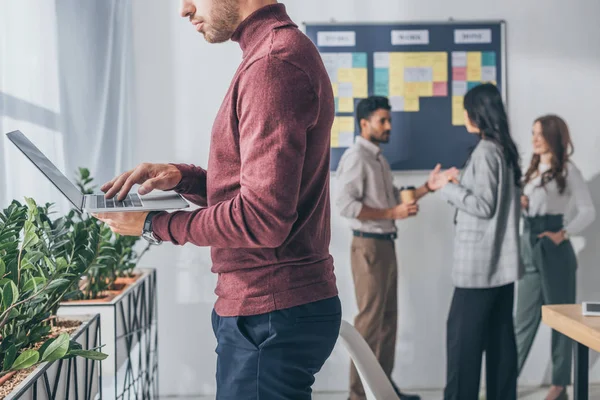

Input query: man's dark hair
[356,96,391,125]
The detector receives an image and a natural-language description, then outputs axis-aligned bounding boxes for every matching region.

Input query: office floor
[165,385,600,399]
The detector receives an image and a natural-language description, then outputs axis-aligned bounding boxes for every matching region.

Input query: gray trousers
[515,215,577,386]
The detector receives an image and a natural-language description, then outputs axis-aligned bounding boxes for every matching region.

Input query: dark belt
[353,230,397,241]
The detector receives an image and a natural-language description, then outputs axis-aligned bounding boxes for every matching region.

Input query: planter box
[3,314,102,400]
[57,268,158,400]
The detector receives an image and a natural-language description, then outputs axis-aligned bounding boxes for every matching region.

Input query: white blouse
[523,162,596,234]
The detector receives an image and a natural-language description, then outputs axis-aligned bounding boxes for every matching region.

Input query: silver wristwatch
[142,212,162,245]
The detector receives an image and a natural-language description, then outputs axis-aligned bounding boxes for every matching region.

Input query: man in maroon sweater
[95,1,340,398]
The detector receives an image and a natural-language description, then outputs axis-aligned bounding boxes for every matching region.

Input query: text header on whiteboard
[391,30,429,45]
[454,29,492,44]
[317,31,356,47]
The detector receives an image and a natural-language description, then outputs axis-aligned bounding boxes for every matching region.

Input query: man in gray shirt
[336,96,454,400]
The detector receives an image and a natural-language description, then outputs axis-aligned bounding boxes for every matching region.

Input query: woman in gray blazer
[429,83,523,400]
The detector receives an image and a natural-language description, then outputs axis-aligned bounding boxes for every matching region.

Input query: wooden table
[542,305,600,400]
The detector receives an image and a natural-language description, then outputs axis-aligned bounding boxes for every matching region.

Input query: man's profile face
[362,109,392,144]
[180,0,241,43]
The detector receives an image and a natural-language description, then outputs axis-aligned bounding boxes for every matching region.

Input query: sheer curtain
[0,0,134,212]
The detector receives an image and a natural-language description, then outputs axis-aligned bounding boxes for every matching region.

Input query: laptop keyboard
[95,194,143,209]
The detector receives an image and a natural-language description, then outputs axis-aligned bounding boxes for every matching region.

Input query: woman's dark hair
[463,83,521,187]
[523,115,573,194]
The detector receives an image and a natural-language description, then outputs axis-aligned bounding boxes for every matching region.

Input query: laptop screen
[6,130,84,210]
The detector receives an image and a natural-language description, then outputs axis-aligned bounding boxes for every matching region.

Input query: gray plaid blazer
[441,139,524,288]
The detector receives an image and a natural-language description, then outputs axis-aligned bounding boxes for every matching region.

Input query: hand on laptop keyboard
[101,163,183,201]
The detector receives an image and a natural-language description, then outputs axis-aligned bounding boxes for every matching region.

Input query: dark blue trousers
[211,296,342,400]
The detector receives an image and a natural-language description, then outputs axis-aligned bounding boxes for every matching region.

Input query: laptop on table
[5,130,189,213]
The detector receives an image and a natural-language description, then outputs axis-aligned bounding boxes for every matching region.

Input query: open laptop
[6,130,189,213]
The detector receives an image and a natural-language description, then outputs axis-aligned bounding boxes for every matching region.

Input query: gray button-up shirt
[335,136,399,234]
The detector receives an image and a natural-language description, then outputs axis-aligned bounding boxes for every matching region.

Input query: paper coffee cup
[399,186,416,203]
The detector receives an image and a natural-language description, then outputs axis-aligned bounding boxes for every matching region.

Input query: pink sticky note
[433,82,448,97]
[453,67,467,81]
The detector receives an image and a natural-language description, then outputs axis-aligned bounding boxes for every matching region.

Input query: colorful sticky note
[338,116,356,133]
[374,68,390,96]
[433,82,448,97]
[353,53,368,68]
[337,53,353,69]
[404,67,433,83]
[338,68,353,83]
[404,97,420,112]
[338,97,354,113]
[452,81,468,96]
[467,81,481,91]
[374,52,390,68]
[432,52,448,63]
[467,65,482,81]
[467,52,482,67]
[452,67,467,81]
[331,83,338,97]
[389,96,404,112]
[350,68,368,98]
[389,75,405,97]
[482,52,496,67]
[331,130,340,147]
[338,82,353,98]
[331,118,340,147]
[433,62,448,82]
[481,66,497,82]
[452,96,465,126]
[338,132,355,148]
[417,82,433,97]
[404,82,420,97]
[452,52,467,67]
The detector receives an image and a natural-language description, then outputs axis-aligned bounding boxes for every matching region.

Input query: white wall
[131,0,600,395]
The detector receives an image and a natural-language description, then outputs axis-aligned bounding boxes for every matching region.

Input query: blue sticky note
[467,82,481,91]
[353,53,368,69]
[334,97,339,113]
[482,52,496,67]
[374,68,389,96]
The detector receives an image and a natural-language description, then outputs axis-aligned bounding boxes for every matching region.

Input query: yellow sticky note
[417,82,433,97]
[452,96,465,126]
[467,52,482,67]
[404,82,420,98]
[390,52,405,66]
[331,83,338,97]
[467,65,482,81]
[350,68,368,98]
[331,118,340,147]
[404,97,420,112]
[338,68,353,83]
[331,132,339,147]
[338,116,355,133]
[389,75,405,96]
[338,97,354,113]
[403,53,420,67]
[433,62,448,82]
[432,52,448,63]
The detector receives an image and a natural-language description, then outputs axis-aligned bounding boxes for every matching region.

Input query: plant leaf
[22,221,40,249]
[44,278,71,292]
[67,349,108,361]
[41,333,70,363]
[0,258,5,277]
[2,345,17,371]
[2,281,18,308]
[10,349,40,371]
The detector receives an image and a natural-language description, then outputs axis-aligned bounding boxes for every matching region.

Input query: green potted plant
[0,199,107,398]
[57,168,158,399]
